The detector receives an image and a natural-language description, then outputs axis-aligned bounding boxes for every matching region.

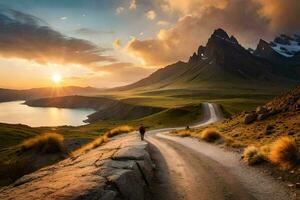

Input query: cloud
[113,39,122,49]
[60,16,67,20]
[73,28,114,35]
[0,8,115,65]
[157,20,170,26]
[254,0,300,33]
[80,62,155,87]
[127,0,300,66]
[116,6,125,15]
[129,0,137,10]
[159,0,228,15]
[146,10,156,20]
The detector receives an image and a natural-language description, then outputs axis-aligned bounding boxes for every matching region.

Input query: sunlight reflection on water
[0,101,94,127]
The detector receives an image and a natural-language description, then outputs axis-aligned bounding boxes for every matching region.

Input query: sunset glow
[0,0,299,89]
[52,74,62,84]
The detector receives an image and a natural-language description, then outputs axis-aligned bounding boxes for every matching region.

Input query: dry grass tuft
[20,133,65,154]
[72,125,134,155]
[224,137,245,148]
[200,128,222,142]
[269,136,299,169]
[172,129,194,137]
[243,146,264,165]
[259,145,271,161]
[106,125,135,138]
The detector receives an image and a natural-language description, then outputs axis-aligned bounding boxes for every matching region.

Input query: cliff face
[0,134,154,200]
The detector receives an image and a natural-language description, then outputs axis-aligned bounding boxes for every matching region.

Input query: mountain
[254,34,300,66]
[0,86,102,102]
[117,29,300,92]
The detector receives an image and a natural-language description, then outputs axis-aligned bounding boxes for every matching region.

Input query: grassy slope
[112,87,282,115]
[0,103,204,161]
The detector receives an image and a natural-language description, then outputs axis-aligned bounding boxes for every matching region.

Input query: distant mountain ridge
[0,86,102,102]
[117,28,300,91]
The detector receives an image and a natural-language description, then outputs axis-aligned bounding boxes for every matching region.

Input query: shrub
[172,129,193,137]
[225,137,245,148]
[269,136,299,169]
[20,133,65,154]
[200,128,222,142]
[259,145,271,161]
[243,146,264,165]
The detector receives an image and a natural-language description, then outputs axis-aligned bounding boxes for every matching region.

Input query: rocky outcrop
[0,134,153,200]
[243,113,257,124]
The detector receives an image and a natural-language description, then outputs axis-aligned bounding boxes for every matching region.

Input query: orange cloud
[254,0,300,33]
[113,39,122,49]
[127,0,300,66]
[146,10,156,20]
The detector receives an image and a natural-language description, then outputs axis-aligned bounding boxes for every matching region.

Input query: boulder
[244,113,257,124]
[257,113,269,121]
[256,106,268,114]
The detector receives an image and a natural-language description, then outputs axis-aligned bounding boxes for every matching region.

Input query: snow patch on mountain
[271,35,300,57]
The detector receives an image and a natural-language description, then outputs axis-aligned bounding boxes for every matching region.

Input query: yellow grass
[20,133,65,154]
[72,125,134,155]
[269,136,299,169]
[106,125,135,138]
[172,129,194,137]
[243,146,264,165]
[200,128,222,142]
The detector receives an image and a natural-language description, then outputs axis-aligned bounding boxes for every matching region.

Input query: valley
[0,28,299,199]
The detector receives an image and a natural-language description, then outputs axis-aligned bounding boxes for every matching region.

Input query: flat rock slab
[0,134,153,200]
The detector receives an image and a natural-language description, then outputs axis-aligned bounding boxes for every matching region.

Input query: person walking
[139,124,146,141]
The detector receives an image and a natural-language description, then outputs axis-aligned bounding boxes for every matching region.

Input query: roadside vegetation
[200,128,222,142]
[71,125,135,155]
[20,133,65,154]
[172,128,223,143]
[0,124,135,187]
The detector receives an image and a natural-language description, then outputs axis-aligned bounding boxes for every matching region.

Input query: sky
[0,0,299,89]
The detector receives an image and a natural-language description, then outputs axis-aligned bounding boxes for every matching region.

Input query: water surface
[0,101,94,127]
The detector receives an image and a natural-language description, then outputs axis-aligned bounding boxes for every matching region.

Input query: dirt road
[146,103,295,200]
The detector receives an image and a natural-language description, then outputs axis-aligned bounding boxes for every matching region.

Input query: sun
[52,74,62,84]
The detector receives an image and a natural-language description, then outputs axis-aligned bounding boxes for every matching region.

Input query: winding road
[146,103,295,200]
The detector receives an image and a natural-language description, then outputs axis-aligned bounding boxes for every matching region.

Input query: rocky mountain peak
[230,35,239,44]
[211,28,230,40]
[188,28,243,63]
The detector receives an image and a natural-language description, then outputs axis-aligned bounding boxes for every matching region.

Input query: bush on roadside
[224,137,245,148]
[172,129,193,137]
[20,133,65,154]
[106,125,135,138]
[200,128,222,142]
[72,125,134,155]
[243,146,264,165]
[269,136,299,169]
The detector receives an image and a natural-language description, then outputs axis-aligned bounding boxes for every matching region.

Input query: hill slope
[25,96,164,123]
[215,84,300,148]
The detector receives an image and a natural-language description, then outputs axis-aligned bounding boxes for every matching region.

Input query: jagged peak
[230,35,239,44]
[197,45,205,56]
[211,28,230,40]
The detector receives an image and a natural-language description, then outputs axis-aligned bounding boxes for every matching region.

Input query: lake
[0,101,95,127]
